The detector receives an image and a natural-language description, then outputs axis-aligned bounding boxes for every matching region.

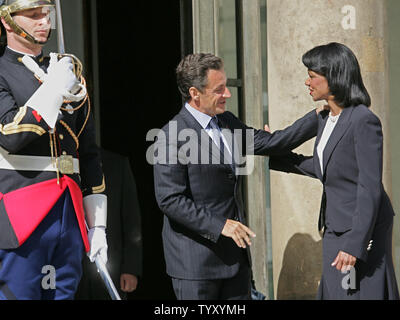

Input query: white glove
[23,54,80,128]
[87,226,108,264]
[47,54,78,91]
[83,194,108,264]
[23,53,77,90]
[46,53,87,98]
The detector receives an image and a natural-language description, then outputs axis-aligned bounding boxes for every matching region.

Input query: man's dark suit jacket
[153,106,318,280]
[76,149,143,299]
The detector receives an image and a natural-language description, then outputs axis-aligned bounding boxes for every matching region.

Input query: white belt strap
[0,147,79,173]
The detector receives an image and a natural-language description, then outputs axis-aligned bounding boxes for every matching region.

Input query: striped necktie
[208,117,234,171]
[209,117,225,151]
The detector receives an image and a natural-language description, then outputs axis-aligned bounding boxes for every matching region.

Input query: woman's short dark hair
[302,42,371,108]
[176,53,223,102]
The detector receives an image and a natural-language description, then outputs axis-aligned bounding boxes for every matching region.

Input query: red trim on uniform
[32,110,42,123]
[64,177,90,252]
[3,176,90,252]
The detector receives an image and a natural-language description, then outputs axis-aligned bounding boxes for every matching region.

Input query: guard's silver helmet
[0,0,54,44]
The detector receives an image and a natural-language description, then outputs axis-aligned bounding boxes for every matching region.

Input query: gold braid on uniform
[77,93,91,139]
[49,129,60,184]
[59,120,79,150]
[58,75,92,149]
[61,76,88,112]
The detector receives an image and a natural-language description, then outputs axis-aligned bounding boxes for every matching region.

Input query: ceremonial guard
[0,0,107,299]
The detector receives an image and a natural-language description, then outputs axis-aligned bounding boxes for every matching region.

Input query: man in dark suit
[76,149,143,300]
[152,53,318,300]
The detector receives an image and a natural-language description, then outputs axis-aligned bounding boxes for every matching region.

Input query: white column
[241,0,270,297]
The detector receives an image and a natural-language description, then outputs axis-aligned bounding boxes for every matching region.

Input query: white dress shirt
[316,112,341,175]
[185,103,232,155]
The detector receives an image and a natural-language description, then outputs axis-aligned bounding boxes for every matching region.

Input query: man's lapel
[179,107,227,166]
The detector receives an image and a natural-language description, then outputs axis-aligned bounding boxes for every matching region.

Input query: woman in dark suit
[270,42,399,300]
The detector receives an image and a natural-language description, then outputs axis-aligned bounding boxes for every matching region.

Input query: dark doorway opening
[95,1,183,300]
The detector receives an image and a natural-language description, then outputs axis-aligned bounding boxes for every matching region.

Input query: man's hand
[221,219,256,248]
[23,53,78,93]
[331,250,356,272]
[87,226,108,264]
[23,54,81,128]
[264,124,271,133]
[120,274,138,293]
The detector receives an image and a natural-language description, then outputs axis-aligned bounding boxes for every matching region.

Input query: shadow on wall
[277,233,322,300]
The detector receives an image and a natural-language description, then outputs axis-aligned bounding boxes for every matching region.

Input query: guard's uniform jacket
[0,47,105,251]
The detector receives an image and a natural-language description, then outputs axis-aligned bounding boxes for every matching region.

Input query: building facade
[52,0,400,299]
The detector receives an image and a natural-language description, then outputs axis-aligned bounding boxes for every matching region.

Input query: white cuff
[83,194,107,228]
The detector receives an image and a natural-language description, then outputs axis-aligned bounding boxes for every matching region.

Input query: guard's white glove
[46,53,85,97]
[83,194,108,264]
[87,226,108,264]
[22,54,81,128]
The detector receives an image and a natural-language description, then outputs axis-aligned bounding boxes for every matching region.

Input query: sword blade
[95,256,122,300]
[55,0,65,54]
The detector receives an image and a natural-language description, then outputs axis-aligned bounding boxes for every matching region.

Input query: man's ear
[189,87,200,101]
[1,17,12,32]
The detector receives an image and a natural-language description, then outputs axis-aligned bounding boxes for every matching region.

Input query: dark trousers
[0,190,84,300]
[171,264,251,300]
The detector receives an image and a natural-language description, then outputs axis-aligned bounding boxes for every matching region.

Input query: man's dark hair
[176,53,223,102]
[302,42,371,108]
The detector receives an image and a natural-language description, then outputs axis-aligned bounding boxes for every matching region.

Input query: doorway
[94,1,182,300]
